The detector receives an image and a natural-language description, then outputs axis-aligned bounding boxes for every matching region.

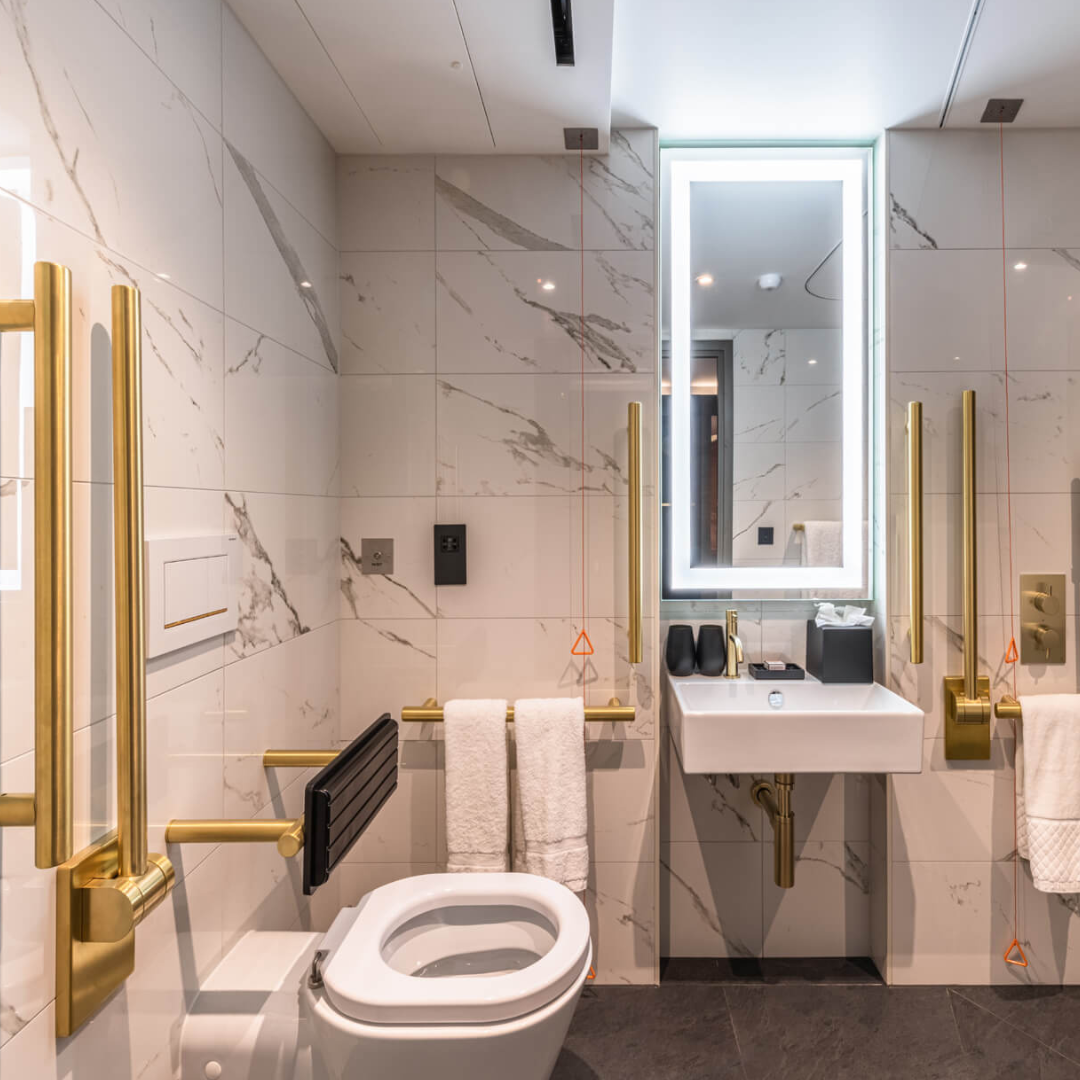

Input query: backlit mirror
[660,147,871,599]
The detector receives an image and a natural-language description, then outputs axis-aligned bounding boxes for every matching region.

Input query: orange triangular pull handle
[1004,938,1028,967]
[587,965,597,980]
[571,629,594,656]
[1005,638,1019,664]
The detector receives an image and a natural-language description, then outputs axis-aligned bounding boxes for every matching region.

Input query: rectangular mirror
[661,147,871,599]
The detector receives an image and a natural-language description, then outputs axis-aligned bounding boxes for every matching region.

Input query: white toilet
[181,872,592,1080]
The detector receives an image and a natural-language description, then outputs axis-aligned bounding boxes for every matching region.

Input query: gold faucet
[724,608,744,678]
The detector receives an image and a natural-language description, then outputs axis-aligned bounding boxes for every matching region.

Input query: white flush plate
[146,536,240,658]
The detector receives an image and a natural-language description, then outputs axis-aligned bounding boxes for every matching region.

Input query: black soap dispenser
[666,625,696,676]
[696,625,727,676]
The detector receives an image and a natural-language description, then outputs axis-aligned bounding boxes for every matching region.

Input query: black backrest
[303,714,398,895]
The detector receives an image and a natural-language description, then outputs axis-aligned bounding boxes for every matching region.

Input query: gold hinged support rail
[57,285,176,1037]
[399,697,634,723]
[0,263,74,868]
[165,816,307,858]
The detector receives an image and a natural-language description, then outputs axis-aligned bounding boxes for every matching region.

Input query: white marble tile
[435,374,573,496]
[223,143,339,372]
[436,130,654,253]
[733,329,786,386]
[223,320,338,497]
[339,618,437,742]
[759,602,818,667]
[96,0,223,127]
[434,495,572,618]
[732,386,785,443]
[891,739,1016,863]
[0,0,225,309]
[732,444,786,503]
[338,156,435,251]
[222,5,336,244]
[340,375,436,497]
[343,741,438,864]
[223,624,338,818]
[436,250,654,374]
[340,497,436,620]
[337,863,440,908]
[1008,859,1080,985]
[762,841,870,958]
[732,500,785,564]
[889,860,1010,984]
[792,773,870,844]
[339,252,436,374]
[587,740,656,863]
[784,385,842,442]
[587,861,655,984]
[1006,371,1080,494]
[0,478,35,763]
[225,491,338,661]
[784,329,841,385]
[571,373,658,495]
[661,841,762,958]
[785,442,842,502]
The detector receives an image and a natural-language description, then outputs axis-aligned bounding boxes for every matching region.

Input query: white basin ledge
[666,673,924,774]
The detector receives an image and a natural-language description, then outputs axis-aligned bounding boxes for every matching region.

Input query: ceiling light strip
[938,0,987,129]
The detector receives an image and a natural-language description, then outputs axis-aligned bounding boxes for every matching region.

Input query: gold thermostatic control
[1021,573,1066,665]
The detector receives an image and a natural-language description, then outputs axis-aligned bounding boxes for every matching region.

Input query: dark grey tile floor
[552,981,1080,1079]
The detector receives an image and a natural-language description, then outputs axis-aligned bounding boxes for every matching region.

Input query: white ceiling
[229,0,1080,156]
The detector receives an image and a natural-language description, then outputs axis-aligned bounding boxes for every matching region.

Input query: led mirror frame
[668,152,867,593]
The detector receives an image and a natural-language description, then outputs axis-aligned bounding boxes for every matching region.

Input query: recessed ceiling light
[757,272,783,290]
[540,280,556,291]
[807,358,818,365]
[695,273,714,286]
[300,280,312,288]
[1013,261,1028,271]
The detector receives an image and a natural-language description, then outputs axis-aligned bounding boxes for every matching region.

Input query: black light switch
[758,526,774,546]
[434,524,466,585]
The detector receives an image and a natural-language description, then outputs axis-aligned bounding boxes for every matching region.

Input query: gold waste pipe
[943,389,991,759]
[753,775,795,888]
[56,285,174,1037]
[0,262,74,868]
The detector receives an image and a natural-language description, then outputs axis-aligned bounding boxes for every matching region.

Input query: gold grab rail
[56,285,175,1037]
[627,402,644,664]
[943,389,991,759]
[0,262,74,868]
[996,695,1022,720]
[907,401,924,664]
[400,697,634,723]
[165,816,306,859]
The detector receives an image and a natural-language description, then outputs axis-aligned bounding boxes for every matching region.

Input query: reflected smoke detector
[757,273,783,291]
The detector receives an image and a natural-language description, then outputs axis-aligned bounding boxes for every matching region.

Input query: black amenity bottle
[695,624,727,676]
[665,625,696,676]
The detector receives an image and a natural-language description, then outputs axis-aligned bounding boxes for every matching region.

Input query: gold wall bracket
[753,775,795,888]
[1020,573,1066,665]
[0,262,74,867]
[944,675,992,759]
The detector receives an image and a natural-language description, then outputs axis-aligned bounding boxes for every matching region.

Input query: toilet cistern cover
[320,872,591,1024]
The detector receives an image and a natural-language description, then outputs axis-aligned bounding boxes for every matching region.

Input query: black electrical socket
[758,526,774,546]
[434,524,466,585]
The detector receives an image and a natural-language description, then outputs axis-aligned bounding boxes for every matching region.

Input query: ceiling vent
[980,98,1024,123]
[551,0,575,65]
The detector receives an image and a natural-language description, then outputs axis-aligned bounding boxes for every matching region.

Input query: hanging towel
[512,697,588,893]
[443,699,508,873]
[1016,694,1080,893]
[802,520,842,567]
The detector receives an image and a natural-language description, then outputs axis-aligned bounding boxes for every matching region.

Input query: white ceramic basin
[667,673,924,774]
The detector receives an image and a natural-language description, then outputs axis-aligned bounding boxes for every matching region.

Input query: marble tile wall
[336,129,661,984]
[0,1,340,1071]
[886,129,1080,985]
[659,608,872,959]
[728,328,843,567]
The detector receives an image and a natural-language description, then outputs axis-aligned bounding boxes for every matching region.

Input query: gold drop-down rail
[943,389,992,759]
[0,262,74,868]
[399,697,634,723]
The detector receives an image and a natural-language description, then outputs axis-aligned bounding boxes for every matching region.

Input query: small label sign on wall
[360,538,394,575]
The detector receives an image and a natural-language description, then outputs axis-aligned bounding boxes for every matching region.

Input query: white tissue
[814,602,875,628]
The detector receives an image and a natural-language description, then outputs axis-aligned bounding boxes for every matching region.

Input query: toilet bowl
[304,872,592,1080]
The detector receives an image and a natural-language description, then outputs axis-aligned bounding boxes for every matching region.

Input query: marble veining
[889,194,939,249]
[355,617,436,661]
[435,174,569,251]
[226,142,338,372]
[662,853,755,958]
[340,536,435,619]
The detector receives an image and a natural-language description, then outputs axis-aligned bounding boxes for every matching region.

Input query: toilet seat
[320,873,591,1026]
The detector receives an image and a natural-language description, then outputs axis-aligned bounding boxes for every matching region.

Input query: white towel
[511,697,588,893]
[802,520,842,567]
[1016,694,1080,893]
[444,699,508,873]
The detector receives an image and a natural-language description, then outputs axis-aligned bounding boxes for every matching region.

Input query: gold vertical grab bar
[627,401,643,665]
[0,262,74,868]
[55,285,174,1038]
[943,389,991,759]
[906,401,924,664]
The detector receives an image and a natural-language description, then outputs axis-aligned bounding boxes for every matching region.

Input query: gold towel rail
[400,697,634,723]
[0,262,74,868]
[907,402,924,664]
[56,285,175,1038]
[996,695,1022,720]
[165,816,306,859]
[792,523,806,532]
[627,402,644,664]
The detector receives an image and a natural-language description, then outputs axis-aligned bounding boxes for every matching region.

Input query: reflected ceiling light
[807,358,818,365]
[757,272,783,290]
[300,280,312,288]
[1013,261,1028,270]
[695,273,714,286]
[156,272,170,280]
[539,280,556,291]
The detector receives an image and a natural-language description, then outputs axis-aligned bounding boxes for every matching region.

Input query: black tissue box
[805,620,874,683]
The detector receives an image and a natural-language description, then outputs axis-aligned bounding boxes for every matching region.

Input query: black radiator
[303,714,398,895]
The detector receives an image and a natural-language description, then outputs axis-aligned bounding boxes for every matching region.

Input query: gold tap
[724,608,744,678]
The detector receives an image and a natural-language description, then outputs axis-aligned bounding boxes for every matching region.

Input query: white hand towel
[444,699,508,873]
[511,697,588,893]
[802,520,842,567]
[1016,694,1080,892]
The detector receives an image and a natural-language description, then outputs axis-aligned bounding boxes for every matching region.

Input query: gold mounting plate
[944,675,992,760]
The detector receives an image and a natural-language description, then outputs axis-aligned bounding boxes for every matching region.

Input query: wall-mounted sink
[666,673,924,774]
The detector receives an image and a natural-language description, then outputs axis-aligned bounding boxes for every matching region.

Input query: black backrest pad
[303,714,398,895]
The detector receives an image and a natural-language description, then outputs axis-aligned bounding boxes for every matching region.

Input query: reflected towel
[802,520,842,567]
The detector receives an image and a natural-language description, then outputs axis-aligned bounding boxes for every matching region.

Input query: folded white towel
[444,699,508,873]
[1016,694,1080,892]
[803,520,842,567]
[511,697,588,893]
